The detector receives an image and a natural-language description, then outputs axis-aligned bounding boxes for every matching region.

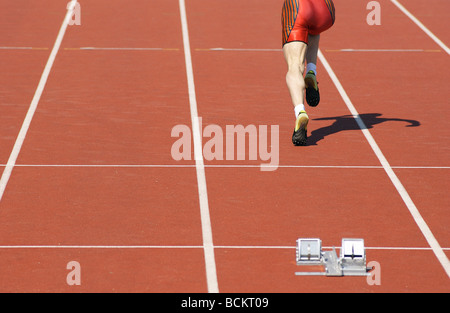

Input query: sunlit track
[318,48,450,277]
[0,0,448,293]
[390,0,450,54]
[0,0,79,203]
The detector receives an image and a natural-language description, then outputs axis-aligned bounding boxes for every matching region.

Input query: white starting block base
[295,238,373,277]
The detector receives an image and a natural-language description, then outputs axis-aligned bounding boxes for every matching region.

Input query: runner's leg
[283,41,307,109]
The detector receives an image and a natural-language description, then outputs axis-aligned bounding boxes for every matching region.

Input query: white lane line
[178,0,219,293]
[2,164,449,169]
[0,47,49,50]
[0,1,78,203]
[318,49,450,278]
[195,48,441,53]
[0,46,34,50]
[64,47,180,51]
[0,245,203,249]
[0,245,448,251]
[205,47,282,52]
[391,0,450,55]
[0,47,178,51]
[327,49,441,52]
[216,246,450,251]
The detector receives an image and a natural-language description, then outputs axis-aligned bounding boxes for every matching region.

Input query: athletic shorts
[282,0,335,46]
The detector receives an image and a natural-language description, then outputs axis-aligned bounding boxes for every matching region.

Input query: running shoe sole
[292,112,309,146]
[305,73,320,107]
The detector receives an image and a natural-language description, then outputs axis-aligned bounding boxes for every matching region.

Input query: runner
[282,0,335,145]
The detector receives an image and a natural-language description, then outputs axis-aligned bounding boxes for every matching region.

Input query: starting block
[295,238,372,277]
[296,238,322,264]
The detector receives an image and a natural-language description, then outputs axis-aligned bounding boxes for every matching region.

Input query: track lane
[0,248,206,292]
[321,0,450,274]
[16,49,191,165]
[0,0,66,165]
[400,0,450,45]
[0,0,208,292]
[1,0,448,292]
[187,0,450,291]
[0,0,65,47]
[214,248,450,293]
[0,50,49,164]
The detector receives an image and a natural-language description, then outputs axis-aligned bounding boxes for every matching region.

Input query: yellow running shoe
[305,70,320,107]
[292,111,309,146]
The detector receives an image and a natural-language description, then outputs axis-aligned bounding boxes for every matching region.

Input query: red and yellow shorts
[282,0,335,46]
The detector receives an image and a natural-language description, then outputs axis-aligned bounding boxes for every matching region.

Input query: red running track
[0,0,448,292]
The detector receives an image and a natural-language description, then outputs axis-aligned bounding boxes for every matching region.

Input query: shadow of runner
[307,113,421,146]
